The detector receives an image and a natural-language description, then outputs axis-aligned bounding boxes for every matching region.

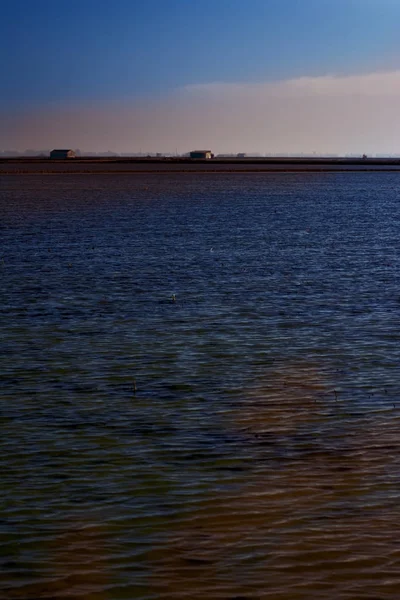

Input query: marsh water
[1,172,400,599]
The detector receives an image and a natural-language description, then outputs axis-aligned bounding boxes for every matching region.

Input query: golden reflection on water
[232,360,328,435]
[3,361,400,599]
[2,520,109,600]
[148,361,400,599]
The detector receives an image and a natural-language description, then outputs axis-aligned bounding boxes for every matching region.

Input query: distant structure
[50,149,76,159]
[190,150,213,159]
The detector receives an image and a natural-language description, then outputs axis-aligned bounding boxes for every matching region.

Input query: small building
[190,150,213,159]
[50,149,76,159]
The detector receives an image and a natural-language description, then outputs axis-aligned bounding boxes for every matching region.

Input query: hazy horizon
[2,1,400,154]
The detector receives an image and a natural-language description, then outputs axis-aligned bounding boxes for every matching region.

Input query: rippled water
[1,173,400,599]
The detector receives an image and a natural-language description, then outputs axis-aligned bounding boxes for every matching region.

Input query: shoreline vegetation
[2,156,400,174]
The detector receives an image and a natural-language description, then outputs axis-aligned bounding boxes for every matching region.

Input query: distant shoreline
[2,157,400,174]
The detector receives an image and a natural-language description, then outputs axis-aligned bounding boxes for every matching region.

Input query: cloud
[183,70,400,98]
[3,70,400,154]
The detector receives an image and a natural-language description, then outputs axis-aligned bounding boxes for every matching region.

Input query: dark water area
[3,160,400,175]
[1,172,400,599]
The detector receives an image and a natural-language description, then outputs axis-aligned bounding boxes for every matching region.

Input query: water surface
[1,173,400,599]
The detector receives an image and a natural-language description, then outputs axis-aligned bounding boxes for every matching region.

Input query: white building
[189,150,213,159]
[50,149,76,159]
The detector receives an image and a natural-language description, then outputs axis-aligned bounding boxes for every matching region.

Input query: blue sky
[2,0,400,152]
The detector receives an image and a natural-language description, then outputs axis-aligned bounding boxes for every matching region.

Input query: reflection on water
[148,360,400,599]
[1,173,400,598]
[2,519,110,599]
[232,360,328,435]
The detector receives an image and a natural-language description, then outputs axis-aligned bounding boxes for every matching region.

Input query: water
[1,172,400,599]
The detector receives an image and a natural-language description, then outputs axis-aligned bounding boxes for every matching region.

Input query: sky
[2,0,400,154]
